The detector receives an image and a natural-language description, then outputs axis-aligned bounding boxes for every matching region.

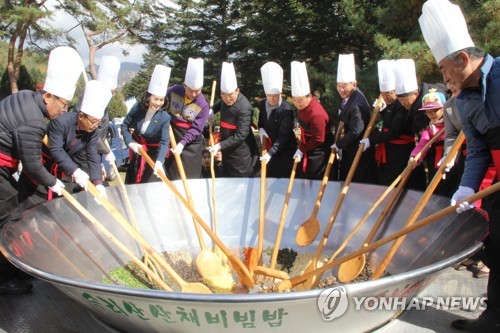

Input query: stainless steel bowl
[0,179,487,332]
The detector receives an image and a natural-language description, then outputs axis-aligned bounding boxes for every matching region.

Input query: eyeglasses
[55,96,70,110]
[84,114,101,125]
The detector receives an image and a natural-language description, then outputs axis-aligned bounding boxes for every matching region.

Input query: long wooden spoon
[169,126,224,280]
[248,136,269,276]
[87,182,212,293]
[337,127,446,283]
[371,131,466,280]
[270,158,299,270]
[297,96,383,289]
[138,147,255,288]
[104,140,165,281]
[61,188,173,291]
[295,122,344,247]
[275,180,500,292]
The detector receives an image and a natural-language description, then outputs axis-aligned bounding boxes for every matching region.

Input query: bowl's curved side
[0,179,488,333]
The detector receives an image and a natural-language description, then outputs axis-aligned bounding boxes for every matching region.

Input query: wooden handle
[169,125,206,251]
[277,181,500,291]
[311,95,383,264]
[270,159,299,269]
[61,188,172,291]
[137,147,255,288]
[371,130,465,279]
[86,182,188,289]
[104,140,139,231]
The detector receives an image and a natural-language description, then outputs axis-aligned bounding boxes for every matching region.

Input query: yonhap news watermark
[317,286,487,321]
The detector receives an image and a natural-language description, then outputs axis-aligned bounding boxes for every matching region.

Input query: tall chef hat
[148,65,171,96]
[377,60,396,92]
[44,46,84,101]
[394,59,419,95]
[184,58,204,90]
[97,56,121,90]
[419,0,474,64]
[337,53,356,83]
[80,80,112,119]
[261,61,283,94]
[221,62,238,93]
[291,61,310,97]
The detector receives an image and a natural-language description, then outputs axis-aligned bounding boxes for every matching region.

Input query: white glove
[208,108,214,119]
[94,184,107,205]
[48,179,65,196]
[331,143,340,151]
[260,152,271,163]
[360,138,370,152]
[73,168,89,190]
[293,149,303,162]
[153,160,164,176]
[373,98,387,111]
[104,151,116,163]
[128,142,142,155]
[170,143,184,155]
[258,128,269,144]
[209,143,221,154]
[451,186,475,213]
[437,154,456,179]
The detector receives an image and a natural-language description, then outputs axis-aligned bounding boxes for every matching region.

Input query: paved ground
[0,266,488,333]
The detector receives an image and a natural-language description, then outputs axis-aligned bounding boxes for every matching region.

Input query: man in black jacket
[0,46,84,294]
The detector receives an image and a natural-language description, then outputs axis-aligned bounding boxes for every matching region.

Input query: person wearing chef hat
[0,46,84,294]
[71,56,121,182]
[420,1,500,331]
[290,61,334,180]
[256,61,297,178]
[210,62,260,177]
[121,64,172,184]
[360,60,418,187]
[332,53,376,184]
[164,57,210,180]
[18,79,112,209]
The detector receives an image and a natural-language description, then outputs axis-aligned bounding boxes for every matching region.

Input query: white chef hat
[148,65,171,96]
[291,61,310,97]
[419,0,474,64]
[337,53,356,83]
[44,46,84,101]
[377,60,396,92]
[221,62,238,93]
[261,61,283,94]
[80,80,112,119]
[394,59,419,95]
[184,58,204,90]
[97,56,121,90]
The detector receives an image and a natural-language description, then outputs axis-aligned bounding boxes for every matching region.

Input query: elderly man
[420,0,500,331]
[0,46,83,294]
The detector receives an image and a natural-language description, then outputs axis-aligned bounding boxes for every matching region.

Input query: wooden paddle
[138,147,255,288]
[337,127,446,283]
[169,125,225,280]
[248,135,269,277]
[296,95,384,289]
[61,188,173,291]
[86,182,212,293]
[103,140,164,281]
[275,180,500,292]
[270,158,300,270]
[371,130,466,280]
[295,121,344,247]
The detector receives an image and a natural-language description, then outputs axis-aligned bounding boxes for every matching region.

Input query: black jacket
[48,112,102,183]
[337,88,371,150]
[0,90,56,187]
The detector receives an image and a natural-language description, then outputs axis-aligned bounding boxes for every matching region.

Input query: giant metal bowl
[0,179,487,332]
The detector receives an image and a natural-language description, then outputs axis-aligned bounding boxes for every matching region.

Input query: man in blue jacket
[420,0,500,331]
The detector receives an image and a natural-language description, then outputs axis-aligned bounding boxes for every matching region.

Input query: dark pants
[481,185,500,311]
